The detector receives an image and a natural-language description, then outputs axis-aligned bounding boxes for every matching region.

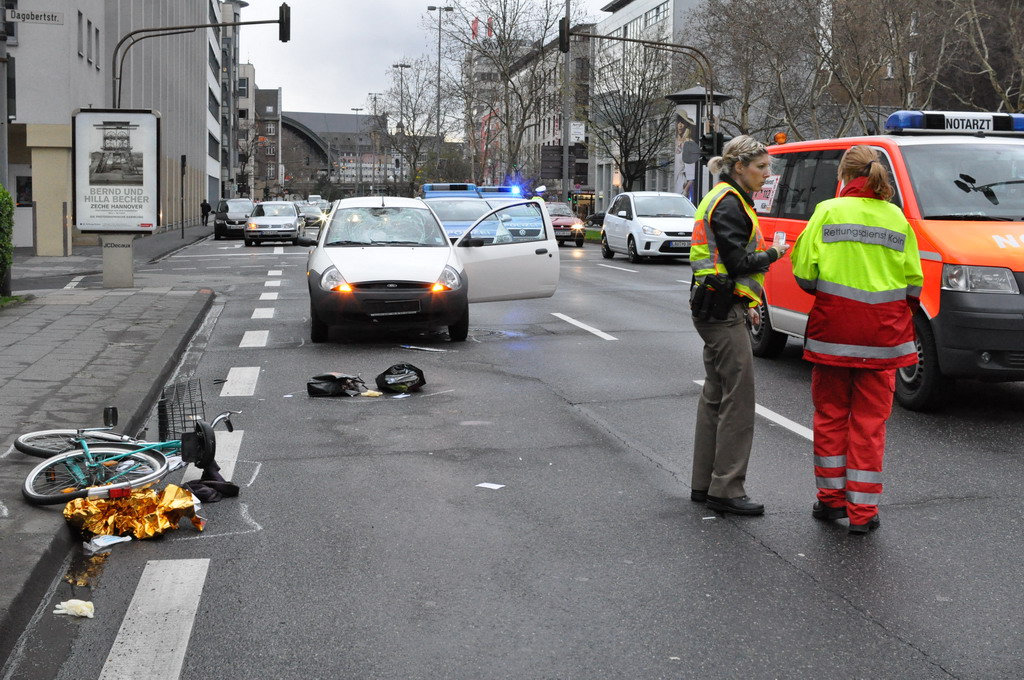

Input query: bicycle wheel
[22,448,169,505]
[14,429,131,458]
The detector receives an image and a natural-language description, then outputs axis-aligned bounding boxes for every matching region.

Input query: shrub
[0,183,12,295]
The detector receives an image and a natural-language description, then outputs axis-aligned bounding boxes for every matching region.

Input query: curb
[0,288,216,668]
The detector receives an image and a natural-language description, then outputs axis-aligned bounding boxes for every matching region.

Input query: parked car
[583,211,605,228]
[600,192,696,263]
[298,196,560,342]
[213,198,254,239]
[243,201,305,246]
[546,202,586,247]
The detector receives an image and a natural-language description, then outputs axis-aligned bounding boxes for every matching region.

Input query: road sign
[5,9,64,24]
[570,121,586,143]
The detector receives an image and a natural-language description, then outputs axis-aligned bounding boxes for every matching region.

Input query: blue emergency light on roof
[885,110,1024,133]
[511,185,522,195]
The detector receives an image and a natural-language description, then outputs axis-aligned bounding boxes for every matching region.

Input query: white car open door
[454,200,560,303]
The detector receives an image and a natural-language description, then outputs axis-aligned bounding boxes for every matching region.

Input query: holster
[691,274,736,321]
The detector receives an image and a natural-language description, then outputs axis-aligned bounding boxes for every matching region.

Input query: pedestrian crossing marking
[220,367,260,396]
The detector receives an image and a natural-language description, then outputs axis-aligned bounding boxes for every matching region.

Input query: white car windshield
[324,207,448,247]
[633,195,696,218]
[253,203,296,217]
[546,203,574,217]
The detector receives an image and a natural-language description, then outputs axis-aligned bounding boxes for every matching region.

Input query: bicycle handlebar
[209,410,241,431]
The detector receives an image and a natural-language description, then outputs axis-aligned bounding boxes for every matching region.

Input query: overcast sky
[239,0,610,114]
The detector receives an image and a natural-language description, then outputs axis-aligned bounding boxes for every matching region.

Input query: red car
[546,202,586,247]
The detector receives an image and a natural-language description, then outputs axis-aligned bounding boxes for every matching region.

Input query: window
[208,45,219,77]
[644,2,669,27]
[238,77,249,97]
[208,88,218,118]
[265,122,276,135]
[265,144,276,156]
[94,26,100,69]
[776,151,842,220]
[86,19,93,63]
[77,11,83,55]
[266,165,276,180]
[5,1,17,45]
[238,108,248,119]
[208,133,219,160]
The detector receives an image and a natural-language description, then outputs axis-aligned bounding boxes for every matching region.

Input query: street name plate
[6,9,64,24]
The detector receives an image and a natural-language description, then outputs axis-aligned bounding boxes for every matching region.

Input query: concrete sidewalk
[0,224,216,667]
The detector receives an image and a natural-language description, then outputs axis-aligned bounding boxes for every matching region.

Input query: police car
[751,111,1024,411]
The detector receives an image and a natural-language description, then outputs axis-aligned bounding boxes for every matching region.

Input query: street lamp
[392,63,412,190]
[427,6,453,180]
[351,107,364,195]
[368,93,383,193]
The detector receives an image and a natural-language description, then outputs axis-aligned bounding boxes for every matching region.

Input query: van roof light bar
[885,110,1024,135]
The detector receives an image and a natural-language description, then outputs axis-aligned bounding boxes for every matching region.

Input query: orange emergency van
[750,110,1024,411]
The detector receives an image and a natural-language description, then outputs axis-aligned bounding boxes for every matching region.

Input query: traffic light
[558,16,570,53]
[714,132,732,156]
[699,133,716,164]
[278,3,291,42]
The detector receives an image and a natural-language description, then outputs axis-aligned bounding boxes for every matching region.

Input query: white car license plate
[668,239,691,247]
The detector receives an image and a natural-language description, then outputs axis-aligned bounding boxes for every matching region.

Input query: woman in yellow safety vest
[689,135,788,516]
[790,145,923,535]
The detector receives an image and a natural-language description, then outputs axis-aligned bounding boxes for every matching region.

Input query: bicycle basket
[158,378,206,441]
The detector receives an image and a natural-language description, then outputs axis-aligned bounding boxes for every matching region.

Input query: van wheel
[896,314,951,411]
[747,300,788,357]
[627,237,642,263]
[601,233,614,259]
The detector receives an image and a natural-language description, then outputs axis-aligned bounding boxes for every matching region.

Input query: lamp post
[427,6,453,180]
[392,63,412,190]
[351,107,364,195]
[368,92,383,192]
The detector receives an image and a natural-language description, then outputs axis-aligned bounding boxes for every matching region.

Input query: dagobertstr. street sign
[5,9,64,24]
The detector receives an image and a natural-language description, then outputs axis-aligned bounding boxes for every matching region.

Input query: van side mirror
[617,210,628,217]
[460,237,485,248]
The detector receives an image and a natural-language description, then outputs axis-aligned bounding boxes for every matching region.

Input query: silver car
[244,201,305,246]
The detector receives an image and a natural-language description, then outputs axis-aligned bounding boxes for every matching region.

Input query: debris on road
[53,599,95,618]
[63,484,204,539]
[307,372,367,397]
[83,535,132,555]
[399,344,446,352]
[375,363,426,393]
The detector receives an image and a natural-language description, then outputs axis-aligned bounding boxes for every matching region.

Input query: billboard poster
[73,109,160,233]
[673,104,698,203]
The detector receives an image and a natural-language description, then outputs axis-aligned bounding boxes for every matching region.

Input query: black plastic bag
[375,363,426,393]
[307,372,367,397]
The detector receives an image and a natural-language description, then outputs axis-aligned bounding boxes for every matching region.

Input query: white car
[244,201,306,246]
[600,191,697,263]
[299,196,560,342]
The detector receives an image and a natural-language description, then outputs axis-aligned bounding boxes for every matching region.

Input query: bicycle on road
[21,410,238,505]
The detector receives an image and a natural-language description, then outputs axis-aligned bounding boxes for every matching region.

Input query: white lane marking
[268,270,282,276]
[274,246,284,254]
[239,330,269,348]
[220,367,260,396]
[677,279,692,285]
[182,429,243,483]
[693,380,813,441]
[251,308,275,319]
[596,263,638,273]
[264,280,281,287]
[63,276,84,290]
[208,266,230,269]
[0,500,7,518]
[172,267,197,271]
[259,292,279,301]
[551,312,617,340]
[176,502,262,542]
[99,559,209,680]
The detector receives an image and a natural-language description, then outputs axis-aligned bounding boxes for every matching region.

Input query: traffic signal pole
[560,2,571,202]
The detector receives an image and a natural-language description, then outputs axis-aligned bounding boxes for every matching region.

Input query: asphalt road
[7,238,1024,679]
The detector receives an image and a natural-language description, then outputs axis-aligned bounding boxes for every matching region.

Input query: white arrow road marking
[551,313,617,340]
[239,330,268,348]
[98,559,209,680]
[694,379,813,441]
[220,367,260,396]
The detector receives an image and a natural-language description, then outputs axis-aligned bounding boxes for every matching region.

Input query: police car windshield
[903,143,1024,220]
[634,195,696,218]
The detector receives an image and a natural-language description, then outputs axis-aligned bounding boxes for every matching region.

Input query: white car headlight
[433,265,462,292]
[320,267,350,292]
[941,264,1020,294]
[641,225,663,236]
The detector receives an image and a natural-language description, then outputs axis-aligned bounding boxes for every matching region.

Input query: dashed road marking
[273,246,284,254]
[694,379,813,441]
[220,367,260,396]
[63,276,84,290]
[268,270,282,276]
[182,429,243,482]
[98,559,209,680]
[252,308,275,319]
[259,292,278,301]
[596,263,638,273]
[264,280,281,287]
[551,313,617,340]
[239,330,269,348]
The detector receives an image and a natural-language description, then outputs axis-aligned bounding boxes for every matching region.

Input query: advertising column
[73,109,161,288]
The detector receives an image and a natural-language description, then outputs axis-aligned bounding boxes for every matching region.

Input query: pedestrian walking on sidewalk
[200,198,212,226]
[790,145,923,534]
[688,136,789,516]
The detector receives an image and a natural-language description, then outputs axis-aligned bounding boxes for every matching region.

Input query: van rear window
[903,143,1024,220]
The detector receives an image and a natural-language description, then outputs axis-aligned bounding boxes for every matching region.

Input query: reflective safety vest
[790,196,924,369]
[690,181,767,306]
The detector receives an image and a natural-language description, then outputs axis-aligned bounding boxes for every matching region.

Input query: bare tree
[588,39,676,191]
[376,59,439,197]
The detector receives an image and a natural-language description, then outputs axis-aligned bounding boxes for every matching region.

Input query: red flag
[471,17,479,39]
[487,17,493,37]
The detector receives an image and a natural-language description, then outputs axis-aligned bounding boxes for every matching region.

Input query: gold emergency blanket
[63,484,205,539]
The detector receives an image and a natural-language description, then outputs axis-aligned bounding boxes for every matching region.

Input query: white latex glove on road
[53,599,95,618]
